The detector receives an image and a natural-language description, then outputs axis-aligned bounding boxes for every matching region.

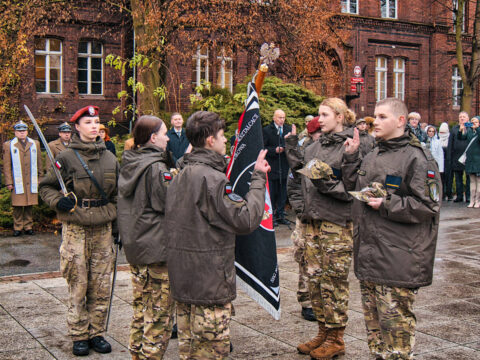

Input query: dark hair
[133,115,164,149]
[185,111,226,147]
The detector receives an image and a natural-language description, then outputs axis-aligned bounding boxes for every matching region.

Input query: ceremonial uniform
[39,106,118,356]
[118,144,175,360]
[3,122,43,233]
[343,133,440,359]
[165,148,266,359]
[47,122,72,169]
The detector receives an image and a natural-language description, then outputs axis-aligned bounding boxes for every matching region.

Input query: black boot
[301,307,316,322]
[171,323,178,339]
[89,336,111,353]
[72,340,89,356]
[13,230,21,237]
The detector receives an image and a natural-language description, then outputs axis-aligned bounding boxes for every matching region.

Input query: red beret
[307,116,321,134]
[70,106,99,123]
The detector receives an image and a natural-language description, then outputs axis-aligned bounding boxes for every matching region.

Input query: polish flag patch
[163,172,172,181]
[427,170,435,178]
[225,185,233,194]
[55,161,62,169]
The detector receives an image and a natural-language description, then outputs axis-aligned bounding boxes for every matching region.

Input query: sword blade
[24,105,68,194]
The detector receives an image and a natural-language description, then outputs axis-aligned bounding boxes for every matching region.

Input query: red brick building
[21,0,480,134]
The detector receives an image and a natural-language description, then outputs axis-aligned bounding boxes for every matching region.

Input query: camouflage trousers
[129,263,174,360]
[305,219,353,328]
[291,217,311,308]
[360,281,417,360]
[60,222,113,341]
[177,302,232,360]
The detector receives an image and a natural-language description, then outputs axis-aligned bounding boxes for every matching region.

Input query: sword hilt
[64,191,77,213]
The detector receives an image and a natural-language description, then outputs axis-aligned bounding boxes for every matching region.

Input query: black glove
[56,196,76,212]
[113,233,122,251]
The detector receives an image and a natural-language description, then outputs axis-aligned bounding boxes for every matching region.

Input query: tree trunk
[461,83,473,116]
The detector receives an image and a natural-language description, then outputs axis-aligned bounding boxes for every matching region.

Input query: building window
[216,51,233,92]
[192,46,209,90]
[35,38,62,94]
[453,0,466,32]
[341,0,358,14]
[393,58,405,101]
[375,57,388,101]
[78,41,103,95]
[452,66,463,107]
[381,0,397,19]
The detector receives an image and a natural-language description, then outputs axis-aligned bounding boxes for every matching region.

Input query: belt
[77,198,109,208]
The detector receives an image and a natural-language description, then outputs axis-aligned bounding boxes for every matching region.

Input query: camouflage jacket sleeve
[285,135,304,171]
[341,150,362,191]
[39,157,67,209]
[201,169,266,235]
[379,155,440,224]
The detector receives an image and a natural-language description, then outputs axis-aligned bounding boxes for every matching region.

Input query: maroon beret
[307,116,321,134]
[70,106,99,123]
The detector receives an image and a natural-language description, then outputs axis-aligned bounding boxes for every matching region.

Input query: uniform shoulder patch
[162,172,172,181]
[225,185,244,203]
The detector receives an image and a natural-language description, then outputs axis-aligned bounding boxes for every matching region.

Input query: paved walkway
[0,202,479,359]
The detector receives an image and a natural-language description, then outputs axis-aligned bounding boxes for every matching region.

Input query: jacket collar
[68,134,106,158]
[183,147,227,172]
[319,127,353,145]
[376,132,412,152]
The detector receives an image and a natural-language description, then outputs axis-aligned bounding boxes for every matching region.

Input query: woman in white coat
[425,125,444,173]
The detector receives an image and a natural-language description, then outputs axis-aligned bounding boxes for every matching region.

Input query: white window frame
[393,58,405,101]
[452,0,466,32]
[452,66,463,107]
[381,0,397,19]
[376,56,388,102]
[216,51,233,92]
[341,0,358,14]
[78,41,103,95]
[192,46,209,89]
[35,38,62,94]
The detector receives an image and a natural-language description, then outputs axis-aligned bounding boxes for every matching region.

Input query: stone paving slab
[0,202,479,359]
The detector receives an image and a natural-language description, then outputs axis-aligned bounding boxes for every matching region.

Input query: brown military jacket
[3,138,43,206]
[47,138,69,169]
[342,133,440,288]
[118,145,172,265]
[39,134,118,226]
[165,147,266,305]
[286,128,356,227]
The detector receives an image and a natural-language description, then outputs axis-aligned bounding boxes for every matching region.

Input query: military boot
[297,322,327,354]
[89,336,112,353]
[72,340,89,356]
[309,327,345,359]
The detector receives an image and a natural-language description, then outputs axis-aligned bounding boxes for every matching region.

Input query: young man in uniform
[343,98,440,360]
[3,121,43,236]
[47,122,72,168]
[165,111,270,359]
[40,105,119,356]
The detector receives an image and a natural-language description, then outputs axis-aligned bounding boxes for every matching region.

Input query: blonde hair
[376,98,408,119]
[320,98,356,126]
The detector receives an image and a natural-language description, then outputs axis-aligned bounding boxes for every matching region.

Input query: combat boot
[89,336,112,353]
[72,340,89,356]
[309,327,345,359]
[297,322,327,354]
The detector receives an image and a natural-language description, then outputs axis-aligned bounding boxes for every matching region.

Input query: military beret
[70,105,99,123]
[307,116,321,134]
[13,121,28,131]
[58,122,72,132]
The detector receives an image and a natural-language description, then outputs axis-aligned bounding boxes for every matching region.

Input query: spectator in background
[298,115,314,143]
[425,125,444,176]
[420,120,428,131]
[458,116,480,208]
[99,124,116,155]
[364,116,375,136]
[263,109,292,226]
[448,111,470,203]
[166,113,190,165]
[438,122,452,200]
[355,118,376,156]
[407,112,427,143]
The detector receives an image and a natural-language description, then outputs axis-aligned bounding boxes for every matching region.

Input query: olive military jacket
[39,134,119,226]
[3,138,43,206]
[285,128,356,227]
[358,130,376,157]
[118,145,172,265]
[165,147,266,305]
[342,133,440,288]
[287,136,313,217]
[47,138,70,169]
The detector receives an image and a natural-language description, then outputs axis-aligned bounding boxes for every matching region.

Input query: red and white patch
[225,185,233,194]
[427,170,435,179]
[55,161,62,169]
[163,172,172,181]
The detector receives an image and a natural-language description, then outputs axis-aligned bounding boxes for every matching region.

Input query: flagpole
[254,64,268,94]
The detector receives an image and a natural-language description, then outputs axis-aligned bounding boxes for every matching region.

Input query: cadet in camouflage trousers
[360,281,416,360]
[129,264,174,360]
[60,222,113,340]
[304,220,353,328]
[291,218,311,308]
[176,302,232,360]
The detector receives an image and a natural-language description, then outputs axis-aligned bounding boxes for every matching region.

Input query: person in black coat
[166,113,190,165]
[447,111,471,202]
[263,109,292,225]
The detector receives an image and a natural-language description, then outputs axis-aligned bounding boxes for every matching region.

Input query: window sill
[36,93,63,98]
[79,95,106,100]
